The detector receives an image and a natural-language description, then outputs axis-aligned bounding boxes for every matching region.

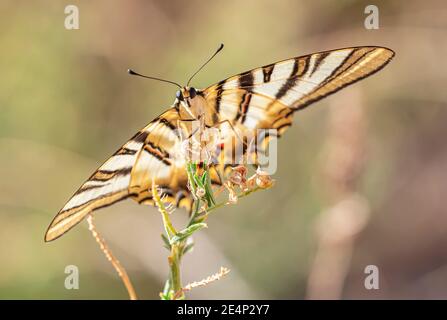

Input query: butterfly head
[176,87,198,102]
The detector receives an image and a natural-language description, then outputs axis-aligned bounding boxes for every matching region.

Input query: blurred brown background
[1,0,446,299]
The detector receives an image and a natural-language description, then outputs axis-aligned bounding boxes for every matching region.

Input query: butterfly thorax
[176,87,217,127]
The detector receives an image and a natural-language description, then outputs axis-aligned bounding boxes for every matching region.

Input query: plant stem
[161,208,177,238]
[168,243,184,299]
[157,161,266,299]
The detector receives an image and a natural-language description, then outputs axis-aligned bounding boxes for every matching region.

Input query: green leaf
[182,242,195,255]
[160,279,171,300]
[201,170,208,185]
[203,170,216,206]
[186,162,198,195]
[170,223,208,244]
[192,170,205,189]
[161,233,171,250]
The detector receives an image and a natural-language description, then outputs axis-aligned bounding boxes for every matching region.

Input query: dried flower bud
[234,165,248,177]
[255,168,274,189]
[246,175,257,189]
[229,165,248,187]
[230,175,241,184]
[196,187,206,198]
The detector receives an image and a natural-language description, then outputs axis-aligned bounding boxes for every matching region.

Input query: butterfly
[45,45,394,242]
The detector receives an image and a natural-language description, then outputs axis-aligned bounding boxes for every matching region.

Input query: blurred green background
[1,0,447,299]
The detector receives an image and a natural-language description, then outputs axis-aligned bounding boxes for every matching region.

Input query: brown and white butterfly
[45,46,394,242]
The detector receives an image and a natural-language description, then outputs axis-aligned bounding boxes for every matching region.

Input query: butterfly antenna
[127,69,182,89]
[187,43,224,86]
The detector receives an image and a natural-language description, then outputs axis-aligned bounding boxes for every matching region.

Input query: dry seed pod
[246,175,257,189]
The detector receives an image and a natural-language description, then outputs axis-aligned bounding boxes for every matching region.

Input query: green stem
[186,163,198,198]
[158,159,266,299]
[168,243,184,299]
[161,209,177,239]
[187,198,201,227]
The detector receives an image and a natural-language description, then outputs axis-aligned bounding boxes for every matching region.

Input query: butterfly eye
[189,87,197,99]
[176,90,183,101]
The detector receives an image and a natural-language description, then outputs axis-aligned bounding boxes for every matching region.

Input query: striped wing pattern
[45,46,394,242]
[201,46,394,168]
[203,46,394,135]
[45,108,193,241]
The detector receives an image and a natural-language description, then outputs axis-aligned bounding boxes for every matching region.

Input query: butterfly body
[45,46,394,242]
[176,87,217,127]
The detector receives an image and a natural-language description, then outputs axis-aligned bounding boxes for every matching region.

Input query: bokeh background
[1,0,446,299]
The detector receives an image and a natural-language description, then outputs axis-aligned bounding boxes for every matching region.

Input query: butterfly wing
[127,108,193,211]
[203,46,394,130]
[201,46,394,165]
[45,107,192,242]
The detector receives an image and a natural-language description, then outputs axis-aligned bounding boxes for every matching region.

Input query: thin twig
[184,267,230,291]
[86,214,137,300]
[173,267,230,299]
[200,186,262,217]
